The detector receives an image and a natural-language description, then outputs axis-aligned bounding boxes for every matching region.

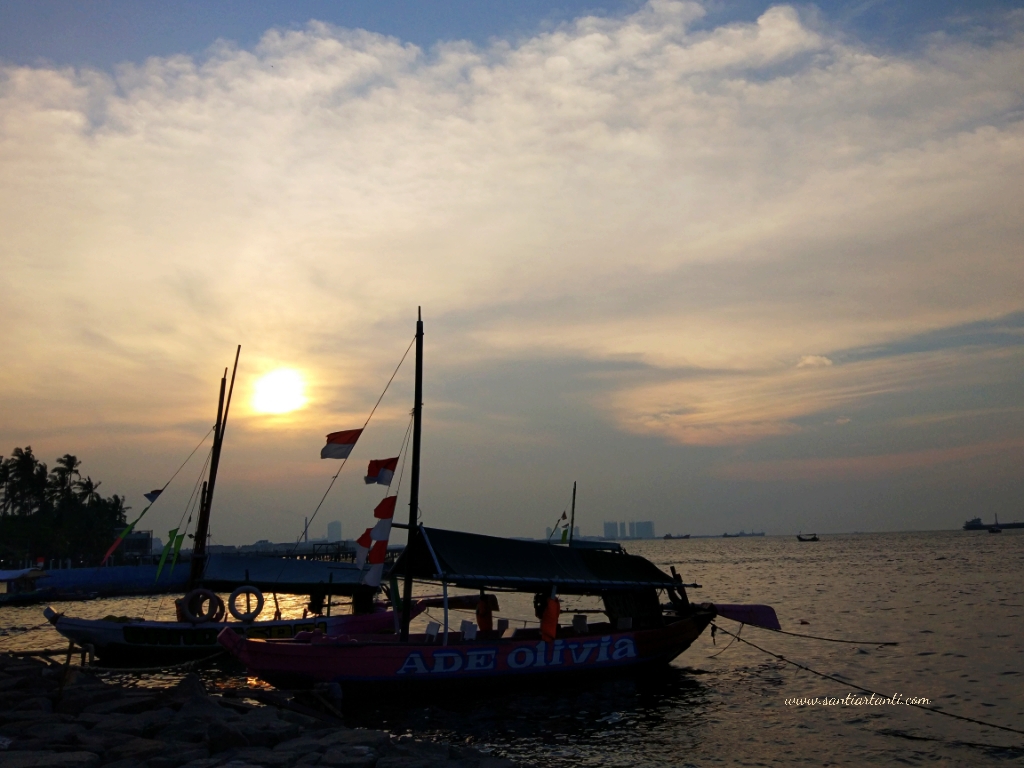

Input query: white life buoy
[228,585,265,622]
[181,588,226,624]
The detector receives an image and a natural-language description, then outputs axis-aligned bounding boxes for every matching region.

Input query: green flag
[169,532,186,571]
[102,504,153,564]
[561,526,569,543]
[155,527,178,582]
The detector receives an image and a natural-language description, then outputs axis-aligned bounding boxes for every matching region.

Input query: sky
[1,1,1022,545]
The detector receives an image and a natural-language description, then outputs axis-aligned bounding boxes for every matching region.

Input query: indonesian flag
[362,540,389,587]
[355,527,373,568]
[363,563,384,587]
[364,457,398,486]
[374,496,397,519]
[368,539,388,564]
[321,429,363,459]
[371,517,392,540]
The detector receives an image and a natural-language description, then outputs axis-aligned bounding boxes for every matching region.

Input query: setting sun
[252,369,306,414]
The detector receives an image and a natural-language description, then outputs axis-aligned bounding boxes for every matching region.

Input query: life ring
[181,588,226,624]
[228,586,265,622]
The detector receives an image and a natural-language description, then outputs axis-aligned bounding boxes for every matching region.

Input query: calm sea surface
[3,531,1023,766]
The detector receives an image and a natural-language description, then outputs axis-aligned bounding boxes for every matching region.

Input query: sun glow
[252,369,307,415]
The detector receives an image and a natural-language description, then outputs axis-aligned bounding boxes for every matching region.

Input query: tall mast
[188,346,240,590]
[400,308,423,640]
[569,481,576,546]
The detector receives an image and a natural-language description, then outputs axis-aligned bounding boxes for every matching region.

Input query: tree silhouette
[0,447,130,565]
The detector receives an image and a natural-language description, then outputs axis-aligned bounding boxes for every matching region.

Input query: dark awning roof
[391,527,675,593]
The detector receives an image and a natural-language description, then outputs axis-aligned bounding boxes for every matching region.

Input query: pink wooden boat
[218,314,776,689]
[217,604,716,688]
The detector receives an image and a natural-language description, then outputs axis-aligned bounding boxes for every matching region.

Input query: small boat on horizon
[796,534,819,542]
[663,533,690,540]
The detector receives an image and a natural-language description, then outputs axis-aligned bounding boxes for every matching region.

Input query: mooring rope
[710,622,1024,739]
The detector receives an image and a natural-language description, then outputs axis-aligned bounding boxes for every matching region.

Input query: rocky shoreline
[0,653,518,768]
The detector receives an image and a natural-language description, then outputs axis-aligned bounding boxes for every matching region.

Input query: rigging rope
[710,622,1024,739]
[297,335,416,547]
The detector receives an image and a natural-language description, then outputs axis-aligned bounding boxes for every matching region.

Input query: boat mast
[569,481,576,546]
[188,346,240,590]
[400,309,423,640]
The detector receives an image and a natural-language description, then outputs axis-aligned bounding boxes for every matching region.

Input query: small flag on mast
[143,489,163,504]
[364,457,399,486]
[321,429,363,459]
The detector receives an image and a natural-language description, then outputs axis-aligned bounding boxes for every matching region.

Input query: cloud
[712,438,1024,483]
[1,2,1022,537]
[797,355,833,368]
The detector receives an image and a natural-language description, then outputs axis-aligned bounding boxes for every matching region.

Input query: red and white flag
[363,539,389,586]
[321,429,363,459]
[354,527,373,567]
[371,517,392,541]
[364,457,398,485]
[374,496,397,519]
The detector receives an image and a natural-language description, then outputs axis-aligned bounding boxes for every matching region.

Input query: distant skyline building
[635,521,655,538]
[619,522,626,538]
[327,521,341,542]
[603,521,617,539]
[628,521,636,538]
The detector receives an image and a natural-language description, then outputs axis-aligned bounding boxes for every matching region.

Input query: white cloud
[0,2,1022,534]
[797,355,833,368]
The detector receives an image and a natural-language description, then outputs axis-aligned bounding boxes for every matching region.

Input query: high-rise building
[603,521,618,539]
[619,522,626,538]
[327,521,342,542]
[635,521,655,538]
[628,521,636,538]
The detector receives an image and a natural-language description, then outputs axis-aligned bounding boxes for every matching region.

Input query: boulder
[206,722,249,754]
[0,751,100,768]
[103,738,168,763]
[318,731,389,751]
[319,746,376,768]
[144,746,210,768]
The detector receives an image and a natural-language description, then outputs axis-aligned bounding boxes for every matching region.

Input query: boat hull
[45,607,410,665]
[219,606,716,689]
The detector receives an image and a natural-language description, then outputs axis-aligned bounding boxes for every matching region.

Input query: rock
[206,722,249,754]
[175,697,238,723]
[72,731,135,754]
[177,760,221,768]
[172,676,206,700]
[377,740,450,768]
[375,758,443,768]
[319,746,376,768]
[144,746,210,768]
[318,731,390,751]
[232,719,299,749]
[0,751,100,768]
[103,738,168,763]
[272,736,324,754]
[14,699,52,714]
[94,709,176,740]
[21,724,85,745]
[81,695,160,716]
[55,688,121,716]
[1,716,73,738]
[218,747,292,767]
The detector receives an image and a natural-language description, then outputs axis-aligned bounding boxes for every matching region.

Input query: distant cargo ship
[963,516,1024,531]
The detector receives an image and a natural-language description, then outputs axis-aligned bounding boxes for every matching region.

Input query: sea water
[2,530,1022,766]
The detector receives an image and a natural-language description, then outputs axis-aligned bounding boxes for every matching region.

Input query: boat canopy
[201,553,365,595]
[391,527,677,593]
